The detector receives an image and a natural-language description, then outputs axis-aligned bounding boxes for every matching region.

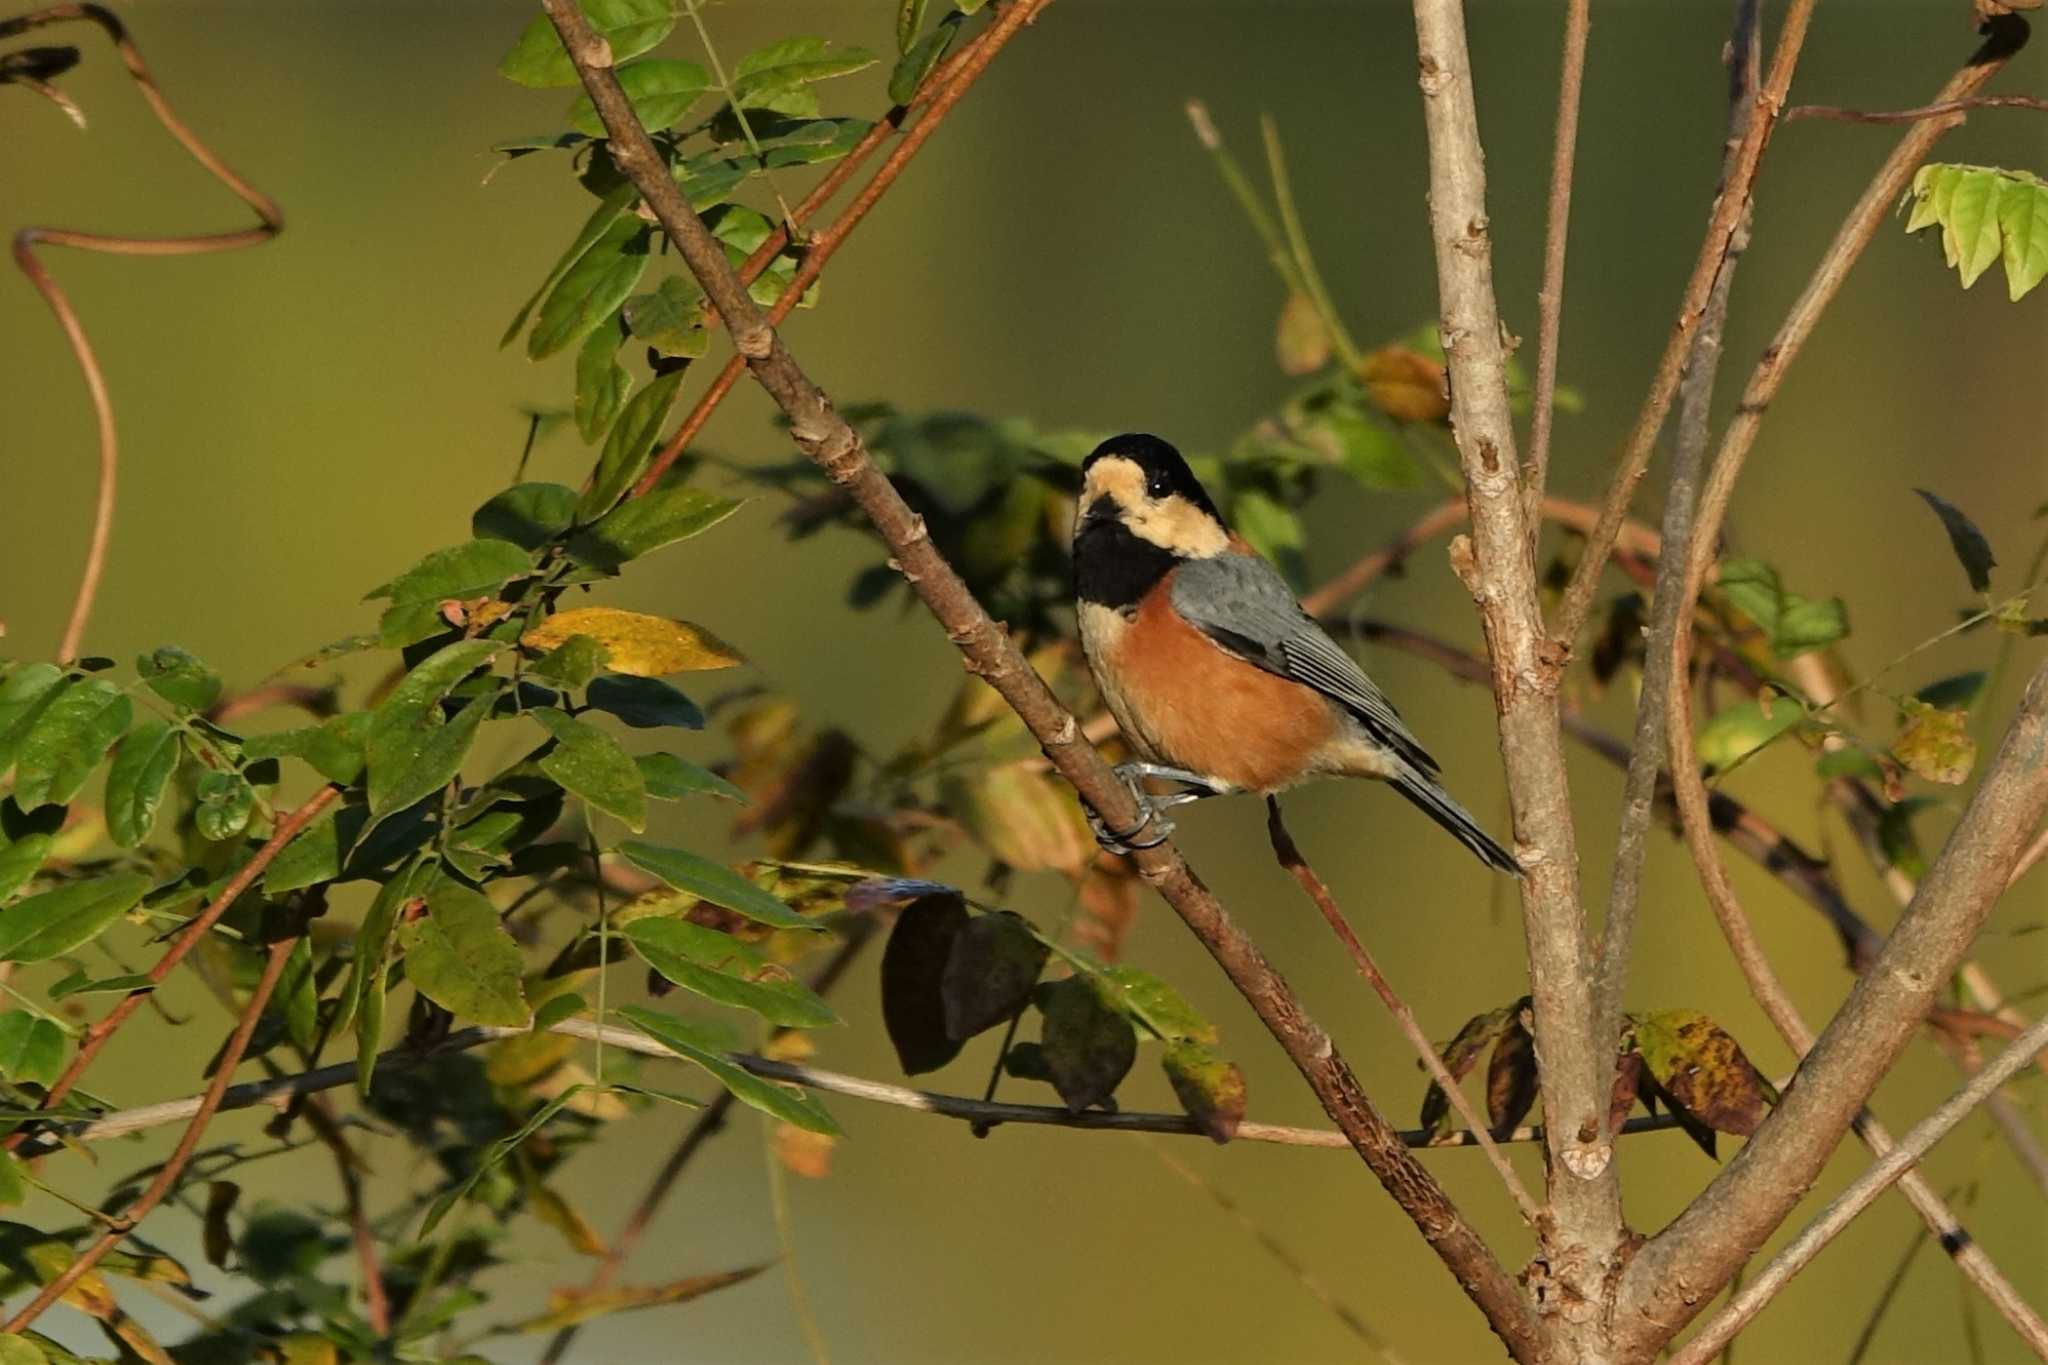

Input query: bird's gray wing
[1170,552,1440,774]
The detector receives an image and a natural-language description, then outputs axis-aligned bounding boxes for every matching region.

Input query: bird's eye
[1145,469,1172,498]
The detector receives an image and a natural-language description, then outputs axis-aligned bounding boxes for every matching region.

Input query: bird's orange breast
[1098,573,1337,794]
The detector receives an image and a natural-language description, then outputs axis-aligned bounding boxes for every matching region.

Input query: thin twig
[1591,0,1759,1147]
[1522,0,1592,529]
[2,783,340,1149]
[540,0,1542,1354]
[1265,799,1541,1225]
[3,3,284,662]
[301,1094,391,1337]
[1549,0,1820,649]
[629,19,1000,497]
[1671,1012,2048,1365]
[5,936,297,1332]
[1786,93,2048,123]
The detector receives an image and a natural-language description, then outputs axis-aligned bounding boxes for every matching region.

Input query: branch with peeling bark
[540,1,1542,1355]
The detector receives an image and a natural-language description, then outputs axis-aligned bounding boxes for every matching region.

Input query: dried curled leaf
[1163,1040,1247,1144]
[1485,1014,1539,1135]
[880,892,969,1074]
[1358,343,1449,424]
[1418,1001,1519,1140]
[1893,699,1977,785]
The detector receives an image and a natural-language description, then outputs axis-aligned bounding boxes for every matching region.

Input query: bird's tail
[1389,765,1521,876]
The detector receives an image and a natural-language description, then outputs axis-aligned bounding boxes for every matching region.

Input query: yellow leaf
[774,1122,837,1178]
[1893,699,1977,785]
[524,1175,608,1256]
[513,1265,772,1333]
[1358,344,1450,424]
[523,607,743,677]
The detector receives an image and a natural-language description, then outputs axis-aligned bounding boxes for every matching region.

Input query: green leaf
[0,1332,48,1364]
[618,842,819,931]
[474,482,581,551]
[498,0,675,88]
[625,919,839,1028]
[576,369,685,521]
[0,835,51,904]
[567,58,710,135]
[136,645,221,712]
[622,276,708,359]
[0,665,66,777]
[637,752,745,802]
[888,16,957,106]
[0,1012,65,1086]
[47,971,155,1000]
[365,640,501,815]
[1097,964,1216,1044]
[367,539,532,645]
[1163,1040,1247,1144]
[731,36,878,103]
[243,713,370,786]
[420,1089,580,1236]
[1949,168,2006,289]
[104,718,179,848]
[1631,1009,1771,1137]
[0,1154,23,1208]
[276,938,319,1053]
[896,0,929,53]
[1696,699,1803,773]
[567,484,743,573]
[939,911,1047,1042]
[531,708,646,830]
[502,185,638,348]
[573,326,632,445]
[0,872,150,962]
[1997,171,2048,301]
[530,635,610,689]
[191,771,252,844]
[529,218,652,361]
[621,1004,840,1134]
[11,678,129,810]
[1038,975,1136,1112]
[348,865,424,1095]
[370,690,495,820]
[401,881,531,1027]
[585,675,703,730]
[1715,558,1849,658]
[1915,671,1988,711]
[1912,488,1996,594]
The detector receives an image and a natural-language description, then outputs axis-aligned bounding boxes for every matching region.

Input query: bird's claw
[1087,763,1227,855]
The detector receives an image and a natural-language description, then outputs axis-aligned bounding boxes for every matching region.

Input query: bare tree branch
[1669,1011,2048,1365]
[1786,92,2048,123]
[538,1,1542,1353]
[1407,0,1624,1321]
[1549,0,1819,648]
[1522,0,1592,529]
[1619,661,2048,1355]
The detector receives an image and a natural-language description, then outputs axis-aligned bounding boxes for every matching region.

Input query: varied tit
[1071,432,1520,875]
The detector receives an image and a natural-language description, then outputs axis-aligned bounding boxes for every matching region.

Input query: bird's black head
[1073,433,1228,610]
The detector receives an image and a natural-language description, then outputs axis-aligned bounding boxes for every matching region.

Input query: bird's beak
[1079,493,1119,529]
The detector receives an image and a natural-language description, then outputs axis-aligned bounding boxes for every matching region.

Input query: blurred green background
[3,1,2045,1361]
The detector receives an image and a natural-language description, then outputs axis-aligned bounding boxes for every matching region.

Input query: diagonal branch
[1669,1011,2048,1365]
[1549,0,1819,649]
[537,2,1542,1354]
[1521,0,1592,528]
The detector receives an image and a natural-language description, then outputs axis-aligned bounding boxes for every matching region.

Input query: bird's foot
[1087,764,1229,855]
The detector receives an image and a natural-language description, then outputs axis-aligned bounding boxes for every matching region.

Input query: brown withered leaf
[524,1172,607,1256]
[1608,1050,1645,1133]
[1275,292,1332,375]
[1633,1009,1771,1138]
[1073,856,1141,961]
[1163,1040,1248,1144]
[1359,344,1450,424]
[774,1122,837,1178]
[1485,1015,1539,1136]
[203,1181,240,1269]
[880,892,969,1074]
[1039,975,1137,1112]
[940,911,1049,1042]
[1418,1000,1520,1139]
[1892,699,1977,786]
